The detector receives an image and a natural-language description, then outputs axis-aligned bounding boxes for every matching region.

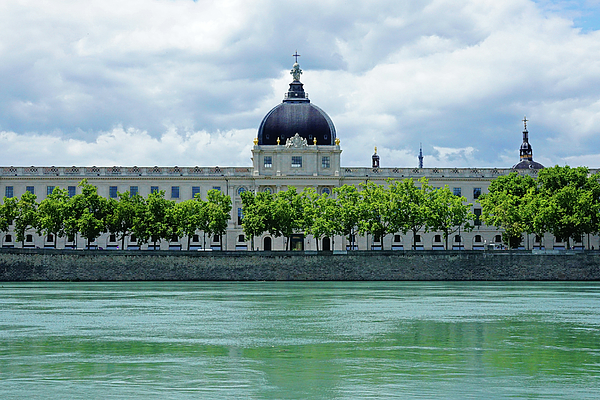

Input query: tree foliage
[428,186,474,249]
[479,173,536,248]
[37,187,69,247]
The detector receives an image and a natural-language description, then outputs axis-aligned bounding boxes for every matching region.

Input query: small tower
[512,116,544,169]
[372,147,380,168]
[418,143,423,169]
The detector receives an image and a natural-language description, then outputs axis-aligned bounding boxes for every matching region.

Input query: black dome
[258,102,336,145]
[257,62,336,145]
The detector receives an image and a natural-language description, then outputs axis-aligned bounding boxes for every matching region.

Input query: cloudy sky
[1,0,600,169]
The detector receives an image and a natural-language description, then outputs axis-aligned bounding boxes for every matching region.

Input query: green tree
[479,173,536,249]
[14,191,38,247]
[73,180,109,249]
[0,197,18,233]
[272,187,304,250]
[521,186,547,249]
[333,185,361,250]
[241,190,273,251]
[135,190,174,250]
[358,181,397,250]
[168,198,206,250]
[206,189,232,250]
[536,166,600,248]
[301,188,340,251]
[394,178,433,250]
[428,185,474,249]
[106,191,144,249]
[36,187,69,248]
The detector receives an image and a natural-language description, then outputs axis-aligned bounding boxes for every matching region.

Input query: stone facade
[1,162,598,252]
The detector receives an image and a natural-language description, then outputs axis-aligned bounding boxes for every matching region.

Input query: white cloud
[1,0,600,168]
[0,126,255,167]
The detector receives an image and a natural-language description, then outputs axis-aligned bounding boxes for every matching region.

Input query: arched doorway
[322,237,331,251]
[264,236,272,251]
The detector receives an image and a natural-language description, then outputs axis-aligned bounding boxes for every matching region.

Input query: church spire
[513,116,544,169]
[520,116,533,161]
[418,143,423,169]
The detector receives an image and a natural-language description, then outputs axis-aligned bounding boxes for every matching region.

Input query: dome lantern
[257,56,336,146]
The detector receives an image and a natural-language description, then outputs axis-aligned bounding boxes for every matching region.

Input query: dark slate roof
[513,160,545,169]
[257,102,336,145]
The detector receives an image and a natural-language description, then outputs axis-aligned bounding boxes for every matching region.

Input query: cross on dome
[292,51,301,63]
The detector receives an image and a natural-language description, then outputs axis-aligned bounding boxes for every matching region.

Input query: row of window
[451,187,482,199]
[5,186,77,198]
[5,184,481,201]
[263,156,331,169]
[4,185,221,199]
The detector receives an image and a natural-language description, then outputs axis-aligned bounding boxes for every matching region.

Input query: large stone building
[1,61,597,251]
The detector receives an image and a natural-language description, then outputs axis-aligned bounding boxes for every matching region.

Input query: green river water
[1,281,599,399]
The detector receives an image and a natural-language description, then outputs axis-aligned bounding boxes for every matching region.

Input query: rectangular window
[26,186,35,195]
[5,186,14,198]
[473,187,481,199]
[68,186,76,197]
[322,156,330,169]
[453,187,462,197]
[150,186,159,194]
[264,156,272,168]
[171,186,180,199]
[474,208,482,226]
[291,156,302,168]
[212,186,221,192]
[192,186,201,198]
[109,186,118,198]
[130,186,138,197]
[46,186,55,196]
[238,208,243,225]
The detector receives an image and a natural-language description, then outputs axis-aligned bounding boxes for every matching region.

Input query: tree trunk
[187,235,191,251]
[122,235,125,250]
[413,230,417,250]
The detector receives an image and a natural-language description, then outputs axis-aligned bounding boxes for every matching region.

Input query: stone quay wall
[1,248,600,281]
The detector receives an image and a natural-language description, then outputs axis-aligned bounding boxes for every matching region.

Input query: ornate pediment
[285,133,308,148]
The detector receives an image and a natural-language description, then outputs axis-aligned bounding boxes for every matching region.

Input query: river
[1,282,599,399]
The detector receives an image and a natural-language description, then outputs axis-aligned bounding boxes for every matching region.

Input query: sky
[1,0,600,169]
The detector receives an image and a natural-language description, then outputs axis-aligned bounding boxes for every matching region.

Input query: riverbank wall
[1,248,600,281]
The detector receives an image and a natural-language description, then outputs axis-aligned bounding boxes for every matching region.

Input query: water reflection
[1,282,599,399]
